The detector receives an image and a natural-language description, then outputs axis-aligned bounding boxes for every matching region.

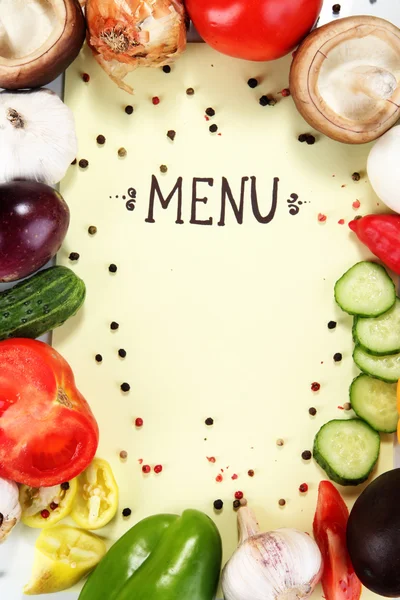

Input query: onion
[86,0,187,94]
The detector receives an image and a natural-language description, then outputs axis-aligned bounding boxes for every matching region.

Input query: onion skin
[0,181,70,283]
[0,0,86,90]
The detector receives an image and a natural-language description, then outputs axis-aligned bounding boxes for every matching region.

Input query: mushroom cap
[0,0,86,90]
[290,16,400,144]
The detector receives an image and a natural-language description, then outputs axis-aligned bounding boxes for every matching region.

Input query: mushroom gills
[0,0,65,61]
[318,36,400,121]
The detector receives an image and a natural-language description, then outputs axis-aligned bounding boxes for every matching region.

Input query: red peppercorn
[135,417,143,427]
[311,382,321,392]
[142,464,151,474]
[248,469,255,477]
[82,73,90,83]
[207,456,216,463]
[318,213,327,223]
[299,483,309,493]
[50,502,59,511]
[41,510,50,519]
[152,96,160,105]
[216,474,223,482]
[154,464,163,474]
[234,491,244,500]
[352,200,361,209]
[231,473,238,480]
[280,88,291,97]
[338,219,345,225]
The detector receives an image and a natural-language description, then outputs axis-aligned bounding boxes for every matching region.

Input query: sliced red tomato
[0,339,99,487]
[313,481,362,600]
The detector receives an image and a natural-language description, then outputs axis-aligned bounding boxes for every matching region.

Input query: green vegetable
[350,374,398,433]
[313,419,380,486]
[354,298,400,355]
[79,509,222,600]
[353,345,400,382]
[334,261,395,317]
[0,266,85,340]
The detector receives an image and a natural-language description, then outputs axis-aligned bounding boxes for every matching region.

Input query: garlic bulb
[0,477,21,543]
[222,506,323,600]
[0,89,77,185]
[86,0,187,94]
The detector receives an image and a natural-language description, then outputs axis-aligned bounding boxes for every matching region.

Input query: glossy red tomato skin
[0,339,99,487]
[185,0,323,61]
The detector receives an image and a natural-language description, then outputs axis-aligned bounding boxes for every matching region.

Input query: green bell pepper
[79,509,222,600]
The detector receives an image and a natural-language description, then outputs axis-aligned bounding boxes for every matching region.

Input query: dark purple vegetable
[347,468,400,597]
[0,181,70,282]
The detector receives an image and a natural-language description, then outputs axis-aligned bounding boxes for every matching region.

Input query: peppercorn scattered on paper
[48,44,395,599]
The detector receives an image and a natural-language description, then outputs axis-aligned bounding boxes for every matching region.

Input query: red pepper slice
[349,214,400,275]
[313,481,362,600]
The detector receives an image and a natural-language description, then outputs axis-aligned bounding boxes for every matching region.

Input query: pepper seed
[302,450,312,460]
[122,508,132,517]
[88,226,97,235]
[79,159,89,169]
[109,264,118,273]
[125,105,134,115]
[95,354,103,363]
[96,135,106,145]
[69,252,80,261]
[110,321,119,330]
[213,499,223,510]
[247,78,258,88]
[167,130,176,141]
[121,382,130,392]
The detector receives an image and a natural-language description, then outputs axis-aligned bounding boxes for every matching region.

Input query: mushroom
[289,16,400,144]
[0,0,86,90]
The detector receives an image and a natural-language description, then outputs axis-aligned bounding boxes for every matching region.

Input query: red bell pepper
[313,481,362,600]
[349,214,400,275]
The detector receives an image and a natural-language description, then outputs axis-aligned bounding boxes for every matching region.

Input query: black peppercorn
[233,500,241,510]
[82,73,90,83]
[186,88,195,96]
[163,65,171,73]
[61,482,70,491]
[69,252,80,261]
[247,78,258,88]
[125,105,134,115]
[302,450,312,460]
[206,107,216,117]
[334,352,343,362]
[309,407,317,416]
[213,499,223,510]
[205,417,214,426]
[332,3,341,14]
[298,134,308,143]
[209,124,218,133]
[95,354,103,363]
[167,130,176,141]
[109,264,118,273]
[121,382,130,392]
[110,321,119,330]
[96,135,106,145]
[79,159,89,169]
[328,321,337,330]
[71,158,77,165]
[259,95,270,106]
[352,172,361,181]
[118,349,127,358]
[306,135,316,145]
[122,508,132,517]
[88,226,97,235]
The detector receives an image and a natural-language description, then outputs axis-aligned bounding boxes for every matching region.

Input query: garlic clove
[0,89,77,186]
[0,477,21,543]
[222,507,323,600]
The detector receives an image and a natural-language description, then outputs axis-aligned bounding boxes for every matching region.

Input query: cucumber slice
[313,419,380,486]
[354,298,400,355]
[353,345,400,383]
[334,261,395,317]
[350,374,398,433]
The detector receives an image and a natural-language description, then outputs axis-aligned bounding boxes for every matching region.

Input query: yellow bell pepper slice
[71,458,119,530]
[24,524,106,595]
[20,479,78,529]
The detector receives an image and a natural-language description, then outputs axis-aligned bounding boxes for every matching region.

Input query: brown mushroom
[0,0,86,90]
[289,16,400,144]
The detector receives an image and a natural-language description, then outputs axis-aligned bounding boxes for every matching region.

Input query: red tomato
[0,339,99,487]
[313,481,362,600]
[185,0,323,61]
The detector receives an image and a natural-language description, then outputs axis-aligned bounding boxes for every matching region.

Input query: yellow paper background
[54,43,394,599]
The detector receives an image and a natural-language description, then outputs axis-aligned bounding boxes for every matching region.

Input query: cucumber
[313,419,380,486]
[334,261,395,317]
[350,374,398,433]
[353,345,400,383]
[354,298,400,355]
[0,266,86,340]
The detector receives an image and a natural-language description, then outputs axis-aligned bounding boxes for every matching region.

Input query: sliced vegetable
[354,298,400,355]
[350,374,398,433]
[353,345,400,383]
[20,479,78,529]
[0,339,99,487]
[24,525,107,595]
[313,481,362,600]
[313,419,380,486]
[0,266,86,341]
[222,506,323,600]
[334,261,395,317]
[80,509,222,600]
[349,213,400,274]
[347,469,400,596]
[0,477,21,543]
[0,181,70,282]
[71,458,118,530]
